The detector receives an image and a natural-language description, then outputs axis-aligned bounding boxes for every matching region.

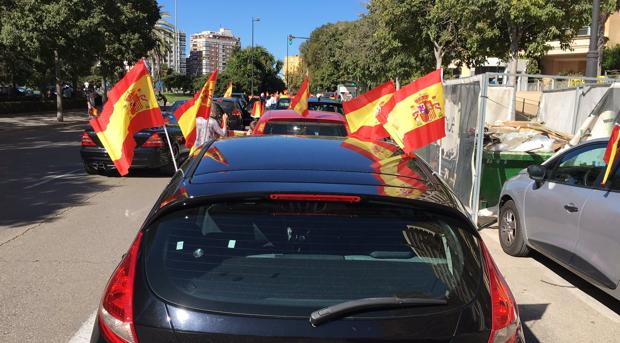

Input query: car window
[264,121,347,137]
[215,100,235,113]
[548,145,607,187]
[144,200,482,317]
[308,103,344,114]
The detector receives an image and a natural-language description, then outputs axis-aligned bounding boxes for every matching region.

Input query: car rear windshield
[308,102,343,114]
[215,100,235,113]
[264,121,347,137]
[144,199,482,317]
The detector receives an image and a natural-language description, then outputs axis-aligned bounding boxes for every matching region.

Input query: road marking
[23,169,82,190]
[67,310,96,343]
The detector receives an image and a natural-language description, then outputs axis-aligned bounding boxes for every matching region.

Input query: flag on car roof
[342,81,393,141]
[223,80,233,98]
[174,69,218,149]
[378,69,445,154]
[602,121,620,185]
[89,59,163,176]
[251,100,265,118]
[289,74,310,116]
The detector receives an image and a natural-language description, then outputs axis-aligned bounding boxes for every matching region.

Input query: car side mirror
[527,165,546,184]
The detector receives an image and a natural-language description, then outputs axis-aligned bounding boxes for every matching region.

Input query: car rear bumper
[80,147,172,171]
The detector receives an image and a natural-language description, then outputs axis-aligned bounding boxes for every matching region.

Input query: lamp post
[251,17,260,96]
[585,0,601,79]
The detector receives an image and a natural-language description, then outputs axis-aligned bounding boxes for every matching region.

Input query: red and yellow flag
[89,60,163,176]
[251,100,265,118]
[602,123,620,185]
[174,69,218,149]
[289,75,309,116]
[378,69,445,154]
[223,80,233,98]
[342,81,393,141]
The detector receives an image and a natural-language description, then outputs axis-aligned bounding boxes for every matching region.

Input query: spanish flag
[342,81,393,140]
[89,60,164,176]
[378,69,445,154]
[223,80,233,98]
[602,122,620,185]
[289,74,309,116]
[174,69,218,149]
[251,100,265,118]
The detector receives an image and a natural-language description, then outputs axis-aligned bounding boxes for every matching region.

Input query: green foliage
[602,44,620,72]
[216,46,285,95]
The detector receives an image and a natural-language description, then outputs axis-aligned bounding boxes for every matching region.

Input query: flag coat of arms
[174,70,218,149]
[602,121,620,185]
[289,75,310,116]
[342,81,393,141]
[89,60,164,176]
[378,69,445,154]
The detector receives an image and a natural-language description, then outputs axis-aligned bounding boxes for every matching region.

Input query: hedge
[0,97,87,115]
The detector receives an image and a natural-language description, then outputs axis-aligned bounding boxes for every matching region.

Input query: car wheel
[499,200,530,257]
[83,163,99,175]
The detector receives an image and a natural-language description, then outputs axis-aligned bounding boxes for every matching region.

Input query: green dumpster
[479,150,554,209]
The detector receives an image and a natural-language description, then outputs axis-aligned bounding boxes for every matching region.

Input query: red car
[253,109,348,137]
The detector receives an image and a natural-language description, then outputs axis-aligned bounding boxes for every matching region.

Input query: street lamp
[251,17,260,96]
[285,35,309,88]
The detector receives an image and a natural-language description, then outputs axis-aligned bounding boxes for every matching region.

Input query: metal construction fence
[417,72,617,225]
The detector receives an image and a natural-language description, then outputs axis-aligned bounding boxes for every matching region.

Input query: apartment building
[187,28,240,76]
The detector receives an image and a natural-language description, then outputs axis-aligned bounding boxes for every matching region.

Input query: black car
[80,116,186,175]
[272,97,343,114]
[213,97,252,129]
[91,136,524,343]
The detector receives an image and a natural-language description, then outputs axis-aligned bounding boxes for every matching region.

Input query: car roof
[179,136,457,209]
[309,97,341,104]
[259,110,345,122]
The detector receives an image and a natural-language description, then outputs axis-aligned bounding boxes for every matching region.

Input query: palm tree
[148,9,175,85]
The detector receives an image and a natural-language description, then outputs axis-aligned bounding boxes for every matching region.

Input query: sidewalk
[0,110,89,132]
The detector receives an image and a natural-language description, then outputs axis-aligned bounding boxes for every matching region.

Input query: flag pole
[162,124,179,172]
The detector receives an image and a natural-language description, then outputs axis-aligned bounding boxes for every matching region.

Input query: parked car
[231,92,248,108]
[90,136,524,343]
[253,109,348,137]
[499,138,620,300]
[213,97,251,130]
[80,114,186,175]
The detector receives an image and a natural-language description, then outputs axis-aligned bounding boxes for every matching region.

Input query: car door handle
[564,203,579,213]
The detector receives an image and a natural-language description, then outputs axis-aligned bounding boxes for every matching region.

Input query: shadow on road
[518,303,549,343]
[530,251,620,315]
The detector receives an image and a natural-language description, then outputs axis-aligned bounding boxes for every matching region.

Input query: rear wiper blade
[309,296,447,327]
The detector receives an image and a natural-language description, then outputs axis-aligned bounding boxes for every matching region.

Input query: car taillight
[142,133,164,148]
[232,109,241,116]
[480,241,522,343]
[98,231,143,343]
[81,131,96,147]
[269,194,361,202]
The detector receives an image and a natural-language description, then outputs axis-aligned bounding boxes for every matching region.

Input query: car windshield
[308,102,343,114]
[264,121,347,136]
[144,199,482,317]
[276,98,290,109]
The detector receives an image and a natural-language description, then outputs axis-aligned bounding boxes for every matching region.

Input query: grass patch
[163,93,192,103]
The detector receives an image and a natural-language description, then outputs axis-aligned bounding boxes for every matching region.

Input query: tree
[148,10,175,85]
[216,46,285,95]
[1,0,99,121]
[493,0,591,77]
[597,1,620,75]
[92,0,161,101]
[602,44,620,72]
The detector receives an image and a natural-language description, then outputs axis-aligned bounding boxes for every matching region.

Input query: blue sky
[157,0,368,61]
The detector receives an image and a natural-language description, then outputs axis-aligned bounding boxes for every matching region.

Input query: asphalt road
[0,122,618,342]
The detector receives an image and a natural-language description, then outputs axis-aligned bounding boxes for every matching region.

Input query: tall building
[187,28,240,76]
[163,31,186,74]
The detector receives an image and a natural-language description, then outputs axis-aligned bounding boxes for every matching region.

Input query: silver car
[498,138,620,300]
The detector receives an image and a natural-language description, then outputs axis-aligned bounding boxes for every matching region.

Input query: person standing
[85,82,98,118]
[195,103,229,148]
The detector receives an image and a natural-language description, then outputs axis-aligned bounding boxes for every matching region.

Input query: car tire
[499,200,530,257]
[83,163,99,175]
